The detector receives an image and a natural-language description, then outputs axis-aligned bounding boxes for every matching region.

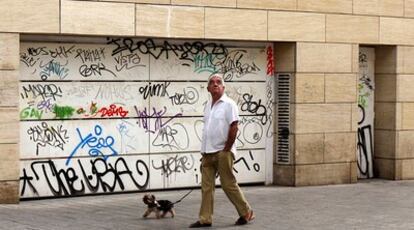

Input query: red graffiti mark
[98,104,129,118]
[266,46,274,76]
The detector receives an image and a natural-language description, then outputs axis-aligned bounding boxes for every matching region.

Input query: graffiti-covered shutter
[19,38,274,198]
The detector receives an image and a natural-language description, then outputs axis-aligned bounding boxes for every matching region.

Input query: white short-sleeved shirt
[201,93,239,155]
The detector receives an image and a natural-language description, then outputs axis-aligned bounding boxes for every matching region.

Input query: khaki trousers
[199,151,251,224]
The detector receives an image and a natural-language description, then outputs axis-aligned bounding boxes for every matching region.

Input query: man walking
[189,74,255,228]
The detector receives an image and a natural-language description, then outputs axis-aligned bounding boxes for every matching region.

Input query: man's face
[207,76,225,97]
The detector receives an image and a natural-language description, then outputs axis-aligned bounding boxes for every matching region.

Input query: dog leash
[172,189,194,205]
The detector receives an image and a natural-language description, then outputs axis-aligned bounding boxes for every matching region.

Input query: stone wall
[0,33,19,203]
[2,0,414,201]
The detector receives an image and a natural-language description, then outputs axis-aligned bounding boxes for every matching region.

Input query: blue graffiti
[39,60,69,81]
[66,125,117,166]
[117,122,129,135]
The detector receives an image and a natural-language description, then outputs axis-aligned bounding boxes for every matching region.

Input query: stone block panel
[172,0,235,7]
[274,42,296,73]
[351,103,359,132]
[375,102,396,130]
[205,8,267,40]
[401,103,414,129]
[353,0,404,17]
[102,0,170,3]
[397,75,414,101]
[295,163,351,186]
[380,17,414,45]
[398,46,414,74]
[136,5,169,37]
[0,108,18,144]
[293,74,324,103]
[397,131,414,158]
[0,33,19,70]
[405,0,414,17]
[169,7,204,38]
[397,102,403,130]
[352,44,359,73]
[325,74,357,103]
[237,0,296,10]
[0,144,18,181]
[375,74,397,102]
[0,180,19,204]
[350,162,358,183]
[401,159,414,179]
[0,0,59,33]
[268,11,325,42]
[297,0,352,13]
[374,158,397,179]
[375,130,396,159]
[294,133,324,164]
[273,164,295,186]
[0,70,18,107]
[326,14,379,43]
[297,43,352,73]
[375,46,397,74]
[324,132,356,163]
[61,1,135,36]
[294,104,352,133]
[136,5,204,38]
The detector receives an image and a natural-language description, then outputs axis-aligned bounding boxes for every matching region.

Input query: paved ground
[1,179,414,229]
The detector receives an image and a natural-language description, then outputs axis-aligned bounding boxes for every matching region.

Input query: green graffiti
[358,83,371,109]
[358,93,370,108]
[20,107,43,119]
[194,53,217,74]
[53,105,75,119]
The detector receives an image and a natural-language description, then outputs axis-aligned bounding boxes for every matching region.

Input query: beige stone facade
[2,0,414,203]
[0,33,19,203]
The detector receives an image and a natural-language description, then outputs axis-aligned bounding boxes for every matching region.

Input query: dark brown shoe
[235,210,255,225]
[189,221,212,228]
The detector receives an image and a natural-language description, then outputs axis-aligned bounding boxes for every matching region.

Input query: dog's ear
[151,194,156,201]
[143,194,149,204]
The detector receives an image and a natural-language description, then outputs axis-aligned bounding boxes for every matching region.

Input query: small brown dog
[142,193,175,218]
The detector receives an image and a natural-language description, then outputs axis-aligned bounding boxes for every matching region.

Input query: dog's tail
[172,189,194,205]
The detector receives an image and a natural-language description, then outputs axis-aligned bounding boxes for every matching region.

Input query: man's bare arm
[223,121,238,152]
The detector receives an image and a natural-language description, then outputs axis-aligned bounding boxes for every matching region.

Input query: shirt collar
[207,93,228,108]
[217,93,228,103]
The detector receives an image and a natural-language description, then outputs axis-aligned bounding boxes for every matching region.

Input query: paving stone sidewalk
[1,179,414,229]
